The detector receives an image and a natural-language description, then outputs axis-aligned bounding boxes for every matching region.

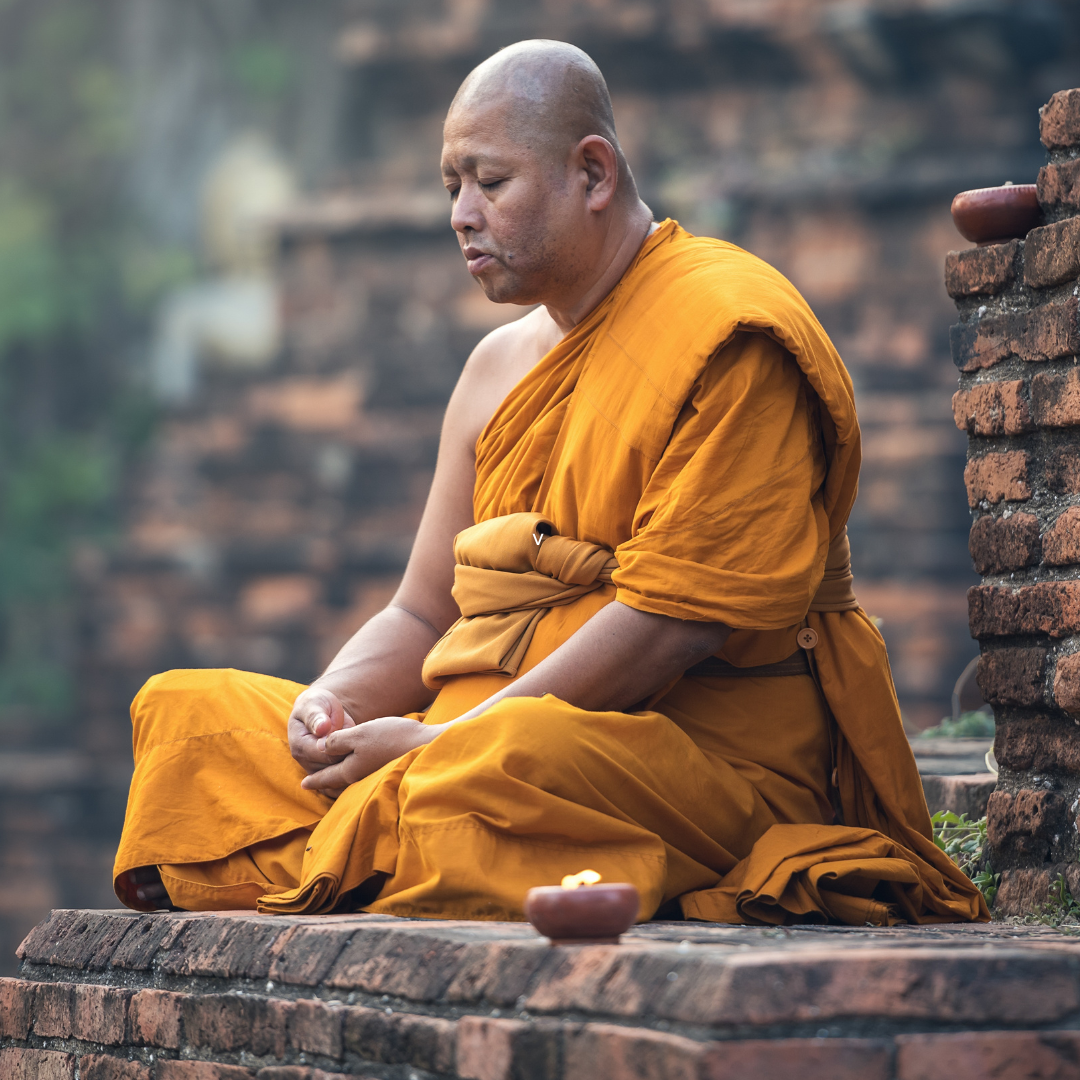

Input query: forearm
[452,600,730,723]
[311,604,441,722]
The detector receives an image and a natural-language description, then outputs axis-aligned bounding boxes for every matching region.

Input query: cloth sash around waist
[420,513,858,689]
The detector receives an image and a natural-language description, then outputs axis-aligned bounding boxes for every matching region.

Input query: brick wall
[950,90,1080,915]
[7,909,1080,1079]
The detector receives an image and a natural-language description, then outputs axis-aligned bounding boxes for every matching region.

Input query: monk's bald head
[447,40,633,194]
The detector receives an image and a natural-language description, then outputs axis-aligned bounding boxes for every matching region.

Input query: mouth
[463,246,496,275]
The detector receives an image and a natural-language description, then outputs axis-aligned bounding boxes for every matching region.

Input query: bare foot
[125,866,174,908]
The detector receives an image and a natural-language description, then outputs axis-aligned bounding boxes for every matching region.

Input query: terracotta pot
[951,184,1041,246]
[524,883,640,944]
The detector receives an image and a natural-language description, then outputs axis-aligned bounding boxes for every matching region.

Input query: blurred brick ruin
[4,0,1080,969]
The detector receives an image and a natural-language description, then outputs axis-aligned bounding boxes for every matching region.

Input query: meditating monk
[115,40,987,925]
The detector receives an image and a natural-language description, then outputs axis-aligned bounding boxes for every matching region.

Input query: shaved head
[441,40,652,318]
[448,40,637,200]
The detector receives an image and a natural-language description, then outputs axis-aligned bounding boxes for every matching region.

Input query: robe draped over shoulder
[113,220,987,925]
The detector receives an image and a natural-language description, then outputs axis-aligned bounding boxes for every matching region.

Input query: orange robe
[113,220,987,925]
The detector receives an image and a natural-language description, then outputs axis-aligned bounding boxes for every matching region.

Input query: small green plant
[918,710,996,739]
[931,810,999,907]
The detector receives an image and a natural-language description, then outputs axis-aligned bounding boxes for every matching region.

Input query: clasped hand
[288,687,440,798]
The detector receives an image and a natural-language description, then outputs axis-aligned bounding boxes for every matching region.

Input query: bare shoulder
[447,306,561,449]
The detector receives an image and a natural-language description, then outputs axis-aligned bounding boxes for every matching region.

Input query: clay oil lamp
[951,182,1042,246]
[524,870,640,945]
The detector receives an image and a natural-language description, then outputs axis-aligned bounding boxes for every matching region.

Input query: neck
[542,202,656,334]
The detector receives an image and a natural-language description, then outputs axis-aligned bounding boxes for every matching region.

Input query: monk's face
[441,100,584,306]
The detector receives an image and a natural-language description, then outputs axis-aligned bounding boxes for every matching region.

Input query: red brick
[977,648,1046,706]
[456,1016,561,1080]
[1054,651,1080,713]
[156,1065,255,1080]
[0,1048,76,1080]
[1038,159,1080,213]
[1043,507,1080,566]
[110,915,187,971]
[969,512,1041,573]
[964,452,1031,507]
[157,918,285,980]
[987,789,1068,864]
[897,1030,1080,1079]
[0,977,35,1037]
[324,928,469,998]
[1024,216,1080,288]
[288,999,343,1058]
[1047,446,1080,493]
[1032,368,1080,427]
[16,911,136,972]
[255,1070,353,1080]
[968,582,1080,638]
[266,925,356,987]
[73,984,133,1044]
[945,241,1020,298]
[952,381,1032,436]
[182,994,256,1052]
[79,1055,150,1080]
[564,1023,706,1080]
[128,988,183,1049]
[996,717,1080,774]
[703,1038,892,1080]
[342,1005,456,1073]
[994,865,1080,917]
[1041,88,1080,148]
[951,301,1080,372]
[33,982,75,1037]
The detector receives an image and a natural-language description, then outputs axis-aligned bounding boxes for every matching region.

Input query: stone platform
[5,911,1080,1078]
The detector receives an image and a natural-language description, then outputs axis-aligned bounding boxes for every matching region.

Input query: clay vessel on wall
[951,184,1041,245]
[524,883,640,944]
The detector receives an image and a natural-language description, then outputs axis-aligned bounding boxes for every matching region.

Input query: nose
[450,180,485,235]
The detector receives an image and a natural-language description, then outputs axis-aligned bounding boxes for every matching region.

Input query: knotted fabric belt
[420,514,858,689]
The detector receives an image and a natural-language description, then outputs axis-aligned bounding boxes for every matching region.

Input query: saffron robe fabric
[113,220,988,924]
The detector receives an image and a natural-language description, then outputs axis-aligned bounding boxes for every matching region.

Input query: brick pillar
[949,90,1080,915]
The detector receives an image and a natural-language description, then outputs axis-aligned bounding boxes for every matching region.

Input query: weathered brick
[897,1030,1080,1079]
[78,1055,150,1080]
[969,512,1040,574]
[73,984,133,1045]
[1043,507,1080,566]
[183,994,294,1058]
[1032,368,1080,427]
[456,1016,562,1080]
[1046,446,1080,493]
[109,914,187,971]
[564,1023,706,1080]
[129,988,184,1049]
[288,999,343,1059]
[16,911,136,971]
[156,1064,255,1080]
[0,1048,76,1080]
[951,301,1079,372]
[952,381,1031,436]
[1054,651,1080,713]
[342,1005,456,1073]
[0,977,34,1037]
[255,1070,352,1080]
[996,716,1080,774]
[968,582,1080,638]
[703,1038,892,1080]
[1038,159,1080,213]
[964,452,1030,507]
[1024,216,1080,288]
[944,241,1020,298]
[1041,88,1080,148]
[157,918,286,980]
[976,648,1046,706]
[444,940,551,1007]
[33,982,75,1038]
[266,925,357,987]
[987,789,1069,865]
[324,928,469,999]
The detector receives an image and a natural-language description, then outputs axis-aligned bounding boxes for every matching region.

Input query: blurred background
[1,0,1078,971]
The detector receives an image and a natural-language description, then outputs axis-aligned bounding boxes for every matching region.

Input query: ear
[576,136,619,212]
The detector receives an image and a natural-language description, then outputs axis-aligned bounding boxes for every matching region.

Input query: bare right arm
[289,310,553,775]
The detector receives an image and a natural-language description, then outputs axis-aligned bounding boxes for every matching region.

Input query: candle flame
[561,869,602,889]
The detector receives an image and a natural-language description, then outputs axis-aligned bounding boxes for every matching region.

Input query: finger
[301,756,360,793]
[311,695,348,739]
